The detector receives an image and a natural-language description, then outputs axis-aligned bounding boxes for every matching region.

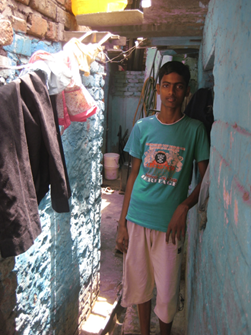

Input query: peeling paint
[234,176,251,206]
[218,158,223,186]
[243,191,249,201]
[234,199,238,226]
[223,179,231,209]
[230,131,234,149]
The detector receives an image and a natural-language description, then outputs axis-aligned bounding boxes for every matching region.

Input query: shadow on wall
[0,256,17,334]
[49,210,81,335]
[11,198,81,335]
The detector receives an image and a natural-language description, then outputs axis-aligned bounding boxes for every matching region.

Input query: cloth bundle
[22,36,102,129]
[56,85,98,129]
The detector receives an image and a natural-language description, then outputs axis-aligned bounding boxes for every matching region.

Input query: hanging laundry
[21,38,100,129]
[56,85,98,129]
[23,50,73,95]
[0,71,71,258]
[63,38,103,77]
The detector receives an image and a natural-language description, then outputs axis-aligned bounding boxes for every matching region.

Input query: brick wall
[186,0,251,334]
[111,70,144,98]
[0,0,77,47]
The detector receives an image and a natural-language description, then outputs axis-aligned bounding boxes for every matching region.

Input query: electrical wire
[104,38,147,64]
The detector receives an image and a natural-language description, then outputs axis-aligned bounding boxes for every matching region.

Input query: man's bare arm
[116,157,141,252]
[166,159,209,244]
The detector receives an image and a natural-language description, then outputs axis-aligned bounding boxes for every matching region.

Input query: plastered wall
[0,34,105,334]
[106,69,144,153]
[186,1,251,334]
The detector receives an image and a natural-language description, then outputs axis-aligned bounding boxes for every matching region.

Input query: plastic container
[104,164,119,180]
[72,0,127,16]
[104,153,120,166]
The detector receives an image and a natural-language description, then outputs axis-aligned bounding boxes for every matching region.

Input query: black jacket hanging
[0,72,71,258]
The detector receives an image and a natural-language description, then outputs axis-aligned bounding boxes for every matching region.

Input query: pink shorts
[121,221,184,324]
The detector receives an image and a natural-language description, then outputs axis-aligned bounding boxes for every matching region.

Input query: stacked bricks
[0,0,78,47]
[111,70,145,97]
[106,69,145,153]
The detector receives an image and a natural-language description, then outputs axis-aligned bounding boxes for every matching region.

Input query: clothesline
[0,37,148,70]
[0,64,30,70]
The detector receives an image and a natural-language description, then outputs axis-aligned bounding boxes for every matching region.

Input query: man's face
[156,72,190,110]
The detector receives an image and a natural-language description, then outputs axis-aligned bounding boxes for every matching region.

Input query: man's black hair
[158,61,190,86]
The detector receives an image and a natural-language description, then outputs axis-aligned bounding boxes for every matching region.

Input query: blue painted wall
[0,33,104,334]
[186,1,251,334]
[107,70,144,153]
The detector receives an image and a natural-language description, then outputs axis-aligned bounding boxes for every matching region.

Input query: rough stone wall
[186,0,251,334]
[0,0,77,47]
[0,32,62,83]
[0,32,105,334]
[107,69,144,153]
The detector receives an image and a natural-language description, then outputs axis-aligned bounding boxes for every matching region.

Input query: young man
[116,61,210,335]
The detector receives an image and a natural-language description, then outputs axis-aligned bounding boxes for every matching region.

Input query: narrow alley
[0,1,251,334]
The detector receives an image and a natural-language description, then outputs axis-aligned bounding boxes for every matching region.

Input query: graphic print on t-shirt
[141,143,185,186]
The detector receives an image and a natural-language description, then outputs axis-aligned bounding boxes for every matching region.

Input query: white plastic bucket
[104,164,119,180]
[104,153,120,167]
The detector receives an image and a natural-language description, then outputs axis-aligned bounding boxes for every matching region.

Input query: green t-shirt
[124,114,210,232]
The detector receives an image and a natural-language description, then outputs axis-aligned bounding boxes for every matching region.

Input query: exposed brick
[116,78,127,84]
[15,0,30,5]
[1,4,13,19]
[56,0,64,6]
[127,78,138,83]
[30,0,56,20]
[134,91,142,96]
[12,16,27,33]
[45,21,57,41]
[64,0,72,12]
[0,0,7,11]
[114,91,124,96]
[127,86,136,92]
[117,87,126,92]
[57,22,64,41]
[0,20,13,46]
[56,6,76,30]
[27,14,47,38]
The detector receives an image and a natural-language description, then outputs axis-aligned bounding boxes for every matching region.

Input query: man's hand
[166,204,189,244]
[116,222,129,253]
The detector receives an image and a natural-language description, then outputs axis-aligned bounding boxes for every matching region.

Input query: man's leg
[137,300,151,335]
[151,233,184,331]
[159,319,173,335]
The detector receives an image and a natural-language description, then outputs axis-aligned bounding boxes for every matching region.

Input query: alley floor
[80,173,186,334]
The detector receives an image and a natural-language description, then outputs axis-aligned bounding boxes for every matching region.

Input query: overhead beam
[86,23,205,39]
[149,36,202,48]
[64,31,127,47]
[76,10,143,27]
